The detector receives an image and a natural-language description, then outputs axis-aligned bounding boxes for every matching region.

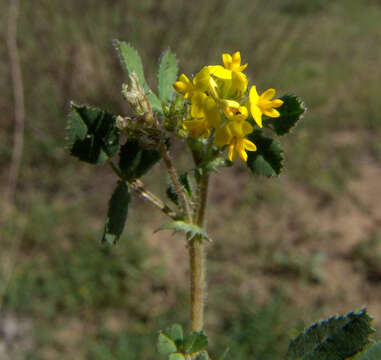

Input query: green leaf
[67,103,119,164]
[119,139,161,181]
[157,333,177,355]
[113,39,162,113]
[158,49,178,103]
[102,181,130,245]
[264,94,306,136]
[169,354,186,360]
[183,331,208,354]
[246,129,284,177]
[286,309,374,360]
[353,343,381,359]
[165,324,184,347]
[155,221,211,242]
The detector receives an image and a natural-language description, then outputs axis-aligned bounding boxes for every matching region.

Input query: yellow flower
[183,92,220,138]
[215,120,256,162]
[220,100,248,122]
[249,86,284,128]
[208,51,248,79]
[173,66,211,99]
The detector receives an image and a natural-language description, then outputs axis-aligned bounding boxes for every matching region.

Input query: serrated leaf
[286,309,374,360]
[246,129,284,177]
[158,49,178,103]
[169,353,186,360]
[119,139,161,181]
[183,331,208,354]
[155,221,211,242]
[102,181,130,245]
[165,324,184,347]
[113,39,162,113]
[353,342,381,359]
[264,94,306,136]
[157,333,177,355]
[67,103,119,164]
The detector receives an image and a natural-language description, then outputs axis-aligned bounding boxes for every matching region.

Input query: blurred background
[1,0,381,359]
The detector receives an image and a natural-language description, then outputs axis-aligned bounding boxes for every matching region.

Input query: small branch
[4,0,24,209]
[107,159,177,219]
[160,143,192,222]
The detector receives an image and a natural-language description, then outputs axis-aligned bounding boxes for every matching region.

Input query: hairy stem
[160,144,192,222]
[189,173,209,331]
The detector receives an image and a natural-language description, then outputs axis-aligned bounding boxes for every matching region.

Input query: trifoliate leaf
[158,49,178,103]
[113,39,162,113]
[165,324,184,347]
[169,353,186,360]
[67,103,119,164]
[102,181,130,245]
[155,221,211,242]
[286,309,374,360]
[183,331,209,354]
[264,94,306,136]
[246,130,284,177]
[119,139,161,181]
[353,342,381,359]
[157,333,177,355]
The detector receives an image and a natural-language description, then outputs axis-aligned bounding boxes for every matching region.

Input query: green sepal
[183,331,208,354]
[119,139,161,181]
[155,221,211,242]
[113,39,162,113]
[157,332,178,355]
[353,342,381,359]
[67,103,119,164]
[158,49,178,103]
[286,309,374,360]
[246,129,284,177]
[164,324,184,348]
[102,181,130,245]
[169,353,186,360]
[264,94,306,136]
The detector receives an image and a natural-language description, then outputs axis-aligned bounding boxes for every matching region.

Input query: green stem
[160,144,192,222]
[107,159,177,219]
[189,172,209,331]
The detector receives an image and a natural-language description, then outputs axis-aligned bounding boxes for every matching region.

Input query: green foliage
[158,49,179,103]
[113,39,162,113]
[246,130,284,177]
[164,324,184,347]
[183,331,209,354]
[155,221,211,242]
[353,343,381,359]
[286,309,374,360]
[119,139,161,181]
[158,333,178,355]
[67,103,120,164]
[102,181,130,244]
[264,94,306,136]
[195,351,210,360]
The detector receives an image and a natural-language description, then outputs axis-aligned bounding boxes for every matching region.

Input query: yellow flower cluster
[173,52,283,162]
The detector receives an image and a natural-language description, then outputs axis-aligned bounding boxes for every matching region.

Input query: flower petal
[228,144,236,162]
[249,86,259,103]
[250,104,263,128]
[243,138,257,152]
[271,99,284,108]
[208,65,232,79]
[261,88,276,101]
[222,53,232,69]
[263,108,280,118]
